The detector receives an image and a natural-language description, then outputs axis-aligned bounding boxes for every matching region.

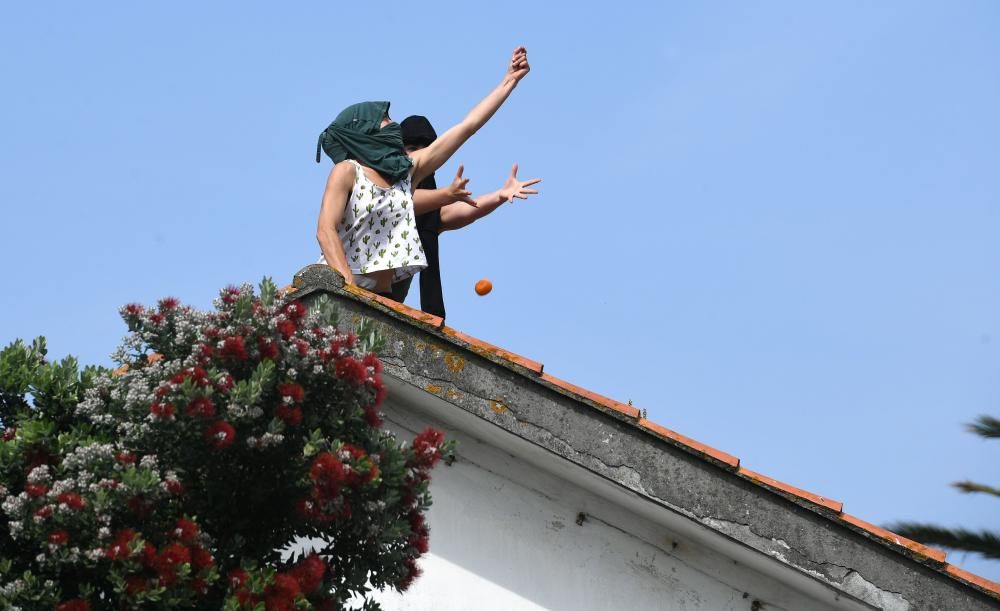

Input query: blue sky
[2,1,999,581]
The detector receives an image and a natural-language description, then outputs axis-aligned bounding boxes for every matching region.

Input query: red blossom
[157,542,192,574]
[158,297,180,310]
[149,402,176,419]
[48,529,69,545]
[125,575,148,595]
[25,483,48,497]
[165,478,185,495]
[205,420,236,449]
[124,303,144,316]
[57,492,86,510]
[185,397,216,419]
[55,599,91,611]
[335,356,367,385]
[115,451,137,464]
[289,554,326,593]
[399,556,422,592]
[362,352,383,374]
[222,285,242,304]
[258,336,281,360]
[282,300,306,322]
[228,568,249,590]
[216,373,235,392]
[364,405,383,428]
[411,427,446,468]
[293,339,309,356]
[275,405,303,427]
[191,546,214,571]
[278,382,305,403]
[276,319,297,340]
[191,576,209,594]
[265,574,301,610]
[172,518,199,544]
[221,336,248,361]
[34,505,53,519]
[149,313,166,326]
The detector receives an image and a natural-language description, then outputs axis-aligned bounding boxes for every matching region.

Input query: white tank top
[319,160,427,288]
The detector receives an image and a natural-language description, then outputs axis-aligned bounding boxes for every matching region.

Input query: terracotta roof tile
[443,326,544,375]
[839,513,947,564]
[541,373,639,419]
[342,284,444,330]
[638,417,740,469]
[738,467,843,513]
[946,564,1000,599]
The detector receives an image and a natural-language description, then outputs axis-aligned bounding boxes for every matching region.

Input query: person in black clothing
[391,115,541,319]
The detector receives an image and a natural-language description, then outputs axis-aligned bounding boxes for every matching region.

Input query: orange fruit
[475,279,493,296]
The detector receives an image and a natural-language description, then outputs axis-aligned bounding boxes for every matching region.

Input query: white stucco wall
[371,393,859,611]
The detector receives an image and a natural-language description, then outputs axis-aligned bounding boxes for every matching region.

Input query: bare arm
[410,47,530,185]
[315,163,356,285]
[411,165,480,215]
[440,163,541,231]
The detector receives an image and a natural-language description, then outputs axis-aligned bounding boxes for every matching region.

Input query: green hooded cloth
[315,101,414,184]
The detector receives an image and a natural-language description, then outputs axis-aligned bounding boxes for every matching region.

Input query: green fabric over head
[316,101,413,184]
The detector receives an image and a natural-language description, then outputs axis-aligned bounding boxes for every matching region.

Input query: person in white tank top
[315,47,531,297]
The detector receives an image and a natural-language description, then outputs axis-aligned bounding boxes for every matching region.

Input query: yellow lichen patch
[490,400,509,415]
[425,384,443,395]
[352,314,362,325]
[444,353,466,374]
[446,388,462,401]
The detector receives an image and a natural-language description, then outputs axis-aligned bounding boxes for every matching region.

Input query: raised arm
[410,47,530,185]
[315,162,356,285]
[440,163,541,231]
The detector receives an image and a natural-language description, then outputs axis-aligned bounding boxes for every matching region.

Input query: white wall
[372,396,852,611]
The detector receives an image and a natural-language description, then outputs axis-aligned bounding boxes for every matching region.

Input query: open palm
[499,163,541,202]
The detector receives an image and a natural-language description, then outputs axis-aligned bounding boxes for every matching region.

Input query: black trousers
[390,230,445,319]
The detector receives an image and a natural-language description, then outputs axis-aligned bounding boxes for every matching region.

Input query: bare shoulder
[326,161,357,188]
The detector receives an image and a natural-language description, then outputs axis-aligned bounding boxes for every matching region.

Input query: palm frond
[888,522,1000,559]
[967,415,1000,439]
[953,480,1000,498]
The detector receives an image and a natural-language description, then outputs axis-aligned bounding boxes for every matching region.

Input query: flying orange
[475,279,493,296]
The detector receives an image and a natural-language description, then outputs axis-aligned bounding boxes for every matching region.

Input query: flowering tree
[0,280,450,610]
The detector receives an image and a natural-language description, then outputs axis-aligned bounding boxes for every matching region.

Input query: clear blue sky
[2,1,999,581]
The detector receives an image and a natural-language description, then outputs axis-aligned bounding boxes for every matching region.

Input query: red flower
[399,556,422,592]
[124,303,144,316]
[275,405,303,427]
[165,478,185,495]
[205,420,236,449]
[221,336,247,361]
[125,575,148,595]
[289,554,327,593]
[265,574,301,610]
[364,405,383,428]
[48,529,69,545]
[191,576,209,594]
[278,382,305,403]
[191,546,214,570]
[363,352,383,374]
[34,505,53,519]
[185,397,216,418]
[216,373,235,392]
[55,599,91,611]
[228,568,249,590]
[282,300,306,322]
[276,319,297,340]
[293,339,310,356]
[172,517,199,544]
[115,451,137,464]
[25,483,48,497]
[411,428,446,468]
[221,285,242,304]
[335,356,367,385]
[158,297,180,310]
[149,313,166,326]
[157,542,192,572]
[258,336,281,360]
[309,453,346,485]
[57,492,86,510]
[149,402,175,419]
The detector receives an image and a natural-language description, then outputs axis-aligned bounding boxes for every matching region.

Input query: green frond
[888,522,1000,559]
[967,415,1000,439]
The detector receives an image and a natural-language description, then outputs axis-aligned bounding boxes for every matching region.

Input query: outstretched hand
[447,165,479,207]
[507,46,530,84]
[499,163,541,203]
